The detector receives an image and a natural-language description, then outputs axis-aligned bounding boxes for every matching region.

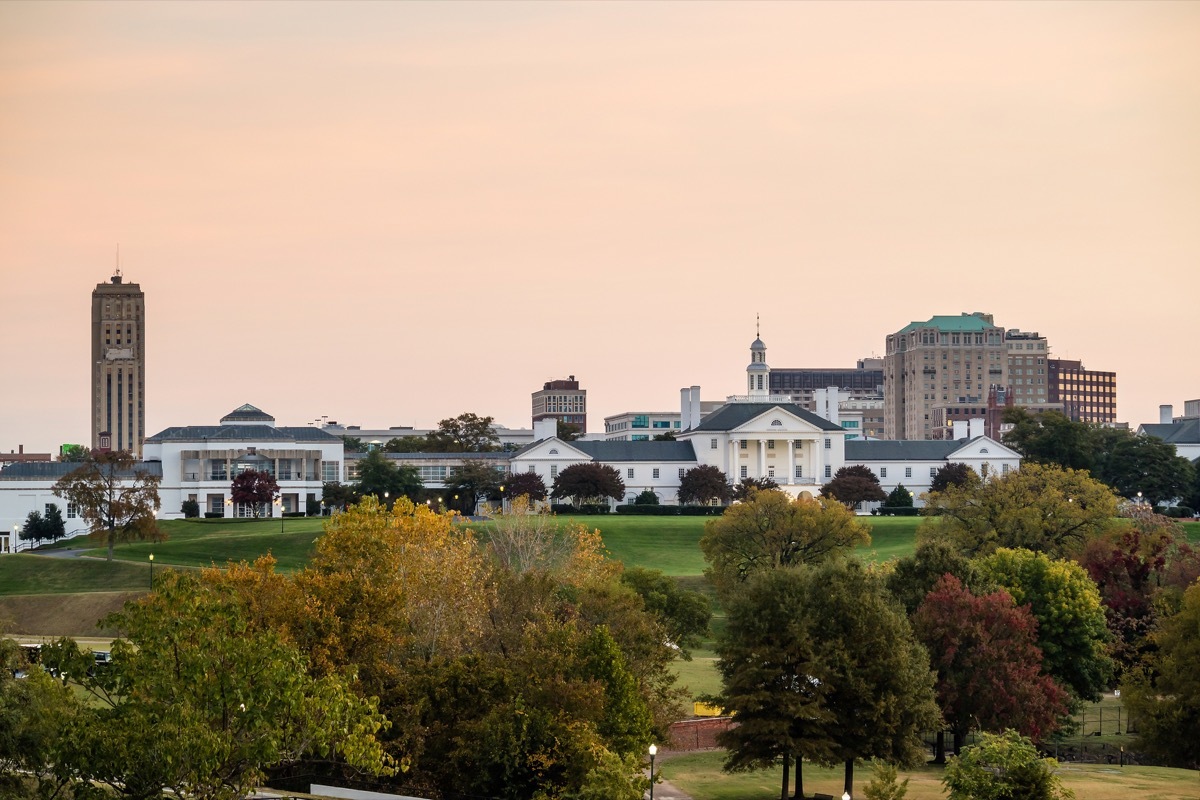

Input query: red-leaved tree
[913,574,1068,762]
[230,469,280,518]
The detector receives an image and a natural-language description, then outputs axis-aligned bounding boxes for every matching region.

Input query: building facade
[1048,359,1117,424]
[92,272,146,457]
[532,376,587,431]
[884,312,1007,440]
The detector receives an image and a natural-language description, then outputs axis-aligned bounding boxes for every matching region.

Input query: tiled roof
[572,441,697,462]
[0,461,164,481]
[145,425,340,443]
[1141,420,1200,445]
[897,313,996,334]
[691,403,844,433]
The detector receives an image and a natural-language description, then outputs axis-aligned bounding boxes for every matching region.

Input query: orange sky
[2,1,1198,453]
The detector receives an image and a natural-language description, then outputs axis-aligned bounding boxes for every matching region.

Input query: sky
[2,1,1198,454]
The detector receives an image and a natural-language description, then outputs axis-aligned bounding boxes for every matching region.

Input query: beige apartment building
[91,272,146,456]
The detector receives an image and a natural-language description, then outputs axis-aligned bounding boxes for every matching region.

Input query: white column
[728,438,738,479]
[814,437,824,483]
[757,440,767,479]
[786,438,795,485]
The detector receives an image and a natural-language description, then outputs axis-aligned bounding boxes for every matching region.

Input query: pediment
[948,436,1020,461]
[512,437,592,462]
[728,408,832,436]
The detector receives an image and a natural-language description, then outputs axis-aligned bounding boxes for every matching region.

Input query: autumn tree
[552,462,625,506]
[33,571,391,800]
[913,575,1069,760]
[821,464,887,508]
[230,468,279,517]
[943,730,1074,800]
[503,470,548,502]
[1121,580,1200,768]
[732,476,779,501]
[886,537,988,618]
[930,462,980,494]
[920,463,1117,558]
[483,495,616,585]
[677,465,732,505]
[978,548,1112,701]
[53,450,161,561]
[701,489,870,598]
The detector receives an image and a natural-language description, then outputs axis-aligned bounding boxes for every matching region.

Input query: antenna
[756,313,760,339]
[115,244,122,279]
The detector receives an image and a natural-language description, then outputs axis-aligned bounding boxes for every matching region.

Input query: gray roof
[0,461,164,481]
[346,451,511,461]
[1141,419,1200,445]
[691,403,844,433]
[219,403,275,423]
[573,440,697,462]
[845,439,967,462]
[145,425,341,443]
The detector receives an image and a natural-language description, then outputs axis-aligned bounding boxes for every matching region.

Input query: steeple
[747,316,770,400]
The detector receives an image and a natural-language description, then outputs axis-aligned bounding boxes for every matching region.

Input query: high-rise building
[884,312,1007,440]
[1048,359,1117,424]
[91,272,146,456]
[532,375,587,431]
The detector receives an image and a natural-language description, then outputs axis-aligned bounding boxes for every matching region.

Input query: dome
[750,337,766,351]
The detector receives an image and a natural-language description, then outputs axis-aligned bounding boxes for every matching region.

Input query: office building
[92,272,146,456]
[532,376,587,431]
[1048,359,1117,424]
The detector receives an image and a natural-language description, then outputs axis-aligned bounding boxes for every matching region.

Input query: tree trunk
[107,519,115,562]
[932,730,946,764]
[844,759,854,798]
[793,755,804,799]
[953,729,965,756]
[781,752,790,800]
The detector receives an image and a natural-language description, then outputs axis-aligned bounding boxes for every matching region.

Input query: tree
[355,448,422,502]
[230,469,279,517]
[930,462,980,494]
[633,489,660,505]
[1091,428,1196,507]
[426,412,501,452]
[341,435,366,453]
[821,464,887,508]
[181,498,201,518]
[58,444,91,462]
[913,575,1068,760]
[1002,407,1095,471]
[886,537,988,618]
[651,431,676,441]
[620,566,711,654]
[20,510,48,546]
[53,451,161,561]
[444,460,503,514]
[321,480,358,512]
[552,463,625,506]
[42,503,65,542]
[943,730,1075,800]
[677,465,732,505]
[557,420,583,441]
[1121,580,1200,768]
[503,470,548,503]
[919,463,1117,558]
[863,760,910,800]
[732,476,779,501]
[35,571,391,800]
[483,495,616,584]
[701,489,870,598]
[977,548,1112,702]
[716,561,939,799]
[885,484,914,510]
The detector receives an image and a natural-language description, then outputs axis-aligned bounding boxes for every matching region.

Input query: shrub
[633,490,660,506]
[864,759,909,800]
[550,504,578,515]
[616,505,677,515]
[678,505,726,516]
[203,512,224,519]
[181,499,200,518]
[306,497,321,516]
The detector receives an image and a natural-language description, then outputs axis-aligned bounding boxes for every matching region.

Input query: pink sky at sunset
[2,1,1198,454]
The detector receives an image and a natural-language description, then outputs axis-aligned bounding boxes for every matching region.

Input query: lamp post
[843,793,851,800]
[148,553,154,590]
[648,744,656,800]
[383,491,389,510]
[1137,491,1144,506]
[275,496,284,532]
[12,525,19,553]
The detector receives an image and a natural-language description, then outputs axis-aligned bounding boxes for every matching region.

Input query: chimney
[968,418,984,440]
[18,445,23,455]
[952,420,968,440]
[690,386,701,430]
[1160,405,1173,425]
[680,388,690,430]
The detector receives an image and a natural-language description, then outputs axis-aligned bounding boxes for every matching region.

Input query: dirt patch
[0,592,144,638]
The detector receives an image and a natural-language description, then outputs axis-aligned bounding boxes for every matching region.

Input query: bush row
[1162,506,1196,518]
[873,506,921,517]
[615,505,727,516]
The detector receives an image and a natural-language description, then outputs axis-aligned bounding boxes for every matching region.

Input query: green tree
[620,566,711,654]
[557,420,583,441]
[355,449,423,502]
[42,503,66,541]
[701,490,870,598]
[943,730,1075,800]
[341,435,366,453]
[930,462,980,494]
[920,463,1117,558]
[978,548,1112,701]
[1121,580,1200,768]
[426,412,501,452]
[1002,408,1095,472]
[444,460,503,513]
[677,465,732,505]
[885,484,914,510]
[503,470,548,502]
[821,464,887,508]
[321,480,359,512]
[651,431,676,441]
[1091,428,1196,507]
[552,463,625,506]
[863,760,910,800]
[632,489,660,505]
[886,537,988,618]
[58,444,91,462]
[53,450,162,561]
[230,468,279,517]
[34,572,392,800]
[732,476,779,501]
[19,509,47,546]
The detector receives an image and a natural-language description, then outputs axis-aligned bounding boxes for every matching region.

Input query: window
[930,467,937,477]
[770,419,782,426]
[794,465,803,479]
[880,467,887,478]
[767,440,775,450]
[824,438,831,449]
[1002,463,1010,475]
[321,461,340,483]
[209,495,225,515]
[905,467,912,478]
[652,468,660,479]
[710,438,718,450]
[678,468,686,479]
[627,468,634,479]
[740,466,748,479]
[824,465,832,478]
[632,415,649,429]
[631,435,649,441]
[528,465,536,473]
[67,503,78,519]
[652,420,671,429]
[550,465,558,478]
[768,467,775,478]
[740,440,747,450]
[549,448,559,454]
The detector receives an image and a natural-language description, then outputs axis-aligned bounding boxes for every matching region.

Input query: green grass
[0,554,151,595]
[663,750,1200,800]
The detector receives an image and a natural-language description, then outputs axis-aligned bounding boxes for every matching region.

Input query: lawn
[0,554,151,595]
[662,750,1200,800]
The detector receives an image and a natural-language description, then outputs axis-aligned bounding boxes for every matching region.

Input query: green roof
[897,313,996,334]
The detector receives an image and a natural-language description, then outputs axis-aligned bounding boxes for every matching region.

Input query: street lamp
[843,793,851,800]
[648,744,657,800]
[148,553,154,590]
[275,496,284,532]
[11,525,19,553]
